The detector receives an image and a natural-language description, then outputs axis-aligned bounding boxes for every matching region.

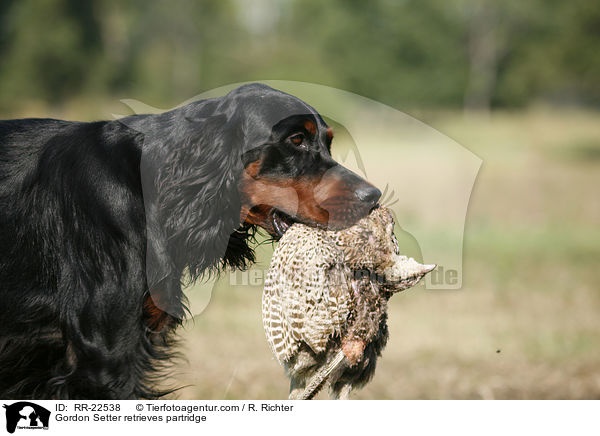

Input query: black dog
[0,83,381,399]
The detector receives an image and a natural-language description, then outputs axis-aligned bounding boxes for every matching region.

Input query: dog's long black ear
[140,108,248,312]
[157,113,245,279]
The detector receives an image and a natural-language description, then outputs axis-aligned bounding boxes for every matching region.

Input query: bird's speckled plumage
[262,207,435,399]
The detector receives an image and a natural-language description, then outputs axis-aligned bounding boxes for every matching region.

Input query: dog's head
[229,84,381,238]
[140,83,381,290]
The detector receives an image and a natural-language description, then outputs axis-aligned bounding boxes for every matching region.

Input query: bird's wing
[263,227,351,363]
[300,250,351,355]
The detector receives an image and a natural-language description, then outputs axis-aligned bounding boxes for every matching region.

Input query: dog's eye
[288,133,305,147]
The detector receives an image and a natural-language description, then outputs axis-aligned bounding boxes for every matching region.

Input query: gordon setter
[0,83,381,399]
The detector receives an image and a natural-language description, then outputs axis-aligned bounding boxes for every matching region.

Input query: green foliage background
[0,0,598,112]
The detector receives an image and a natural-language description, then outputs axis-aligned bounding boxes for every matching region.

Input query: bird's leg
[299,350,348,400]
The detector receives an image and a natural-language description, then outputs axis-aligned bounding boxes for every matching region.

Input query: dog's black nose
[354,185,381,205]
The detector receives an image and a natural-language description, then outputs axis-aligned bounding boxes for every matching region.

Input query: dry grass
[163,108,600,399]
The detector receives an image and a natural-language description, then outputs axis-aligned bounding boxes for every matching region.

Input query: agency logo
[3,402,50,433]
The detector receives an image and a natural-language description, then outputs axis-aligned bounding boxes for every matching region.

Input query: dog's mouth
[268,203,382,239]
[270,209,296,238]
[268,205,380,239]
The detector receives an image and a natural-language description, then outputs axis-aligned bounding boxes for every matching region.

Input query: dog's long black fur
[0,84,380,399]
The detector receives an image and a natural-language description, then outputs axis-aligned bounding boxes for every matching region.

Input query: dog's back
[0,118,141,297]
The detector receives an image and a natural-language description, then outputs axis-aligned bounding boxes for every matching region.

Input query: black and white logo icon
[3,402,50,433]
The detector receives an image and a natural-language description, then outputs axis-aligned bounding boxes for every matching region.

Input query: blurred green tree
[0,0,598,110]
[0,0,101,105]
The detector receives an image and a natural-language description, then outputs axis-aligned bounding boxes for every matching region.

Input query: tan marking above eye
[304,120,317,135]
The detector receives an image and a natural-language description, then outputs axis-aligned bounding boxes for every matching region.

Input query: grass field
[161,108,600,399]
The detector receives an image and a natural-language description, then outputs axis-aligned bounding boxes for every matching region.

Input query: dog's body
[0,84,380,399]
